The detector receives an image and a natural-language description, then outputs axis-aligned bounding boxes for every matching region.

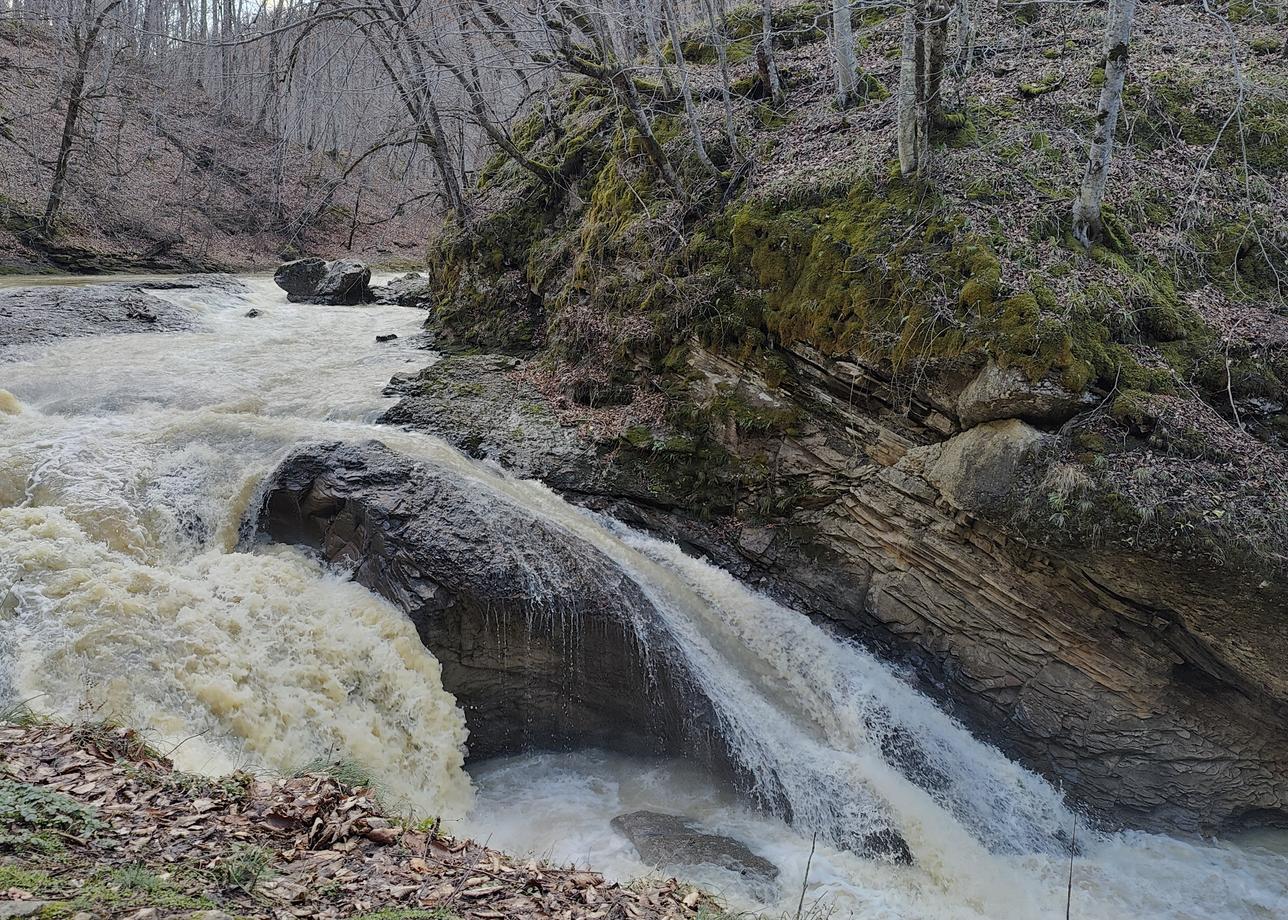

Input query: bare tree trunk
[1072,0,1137,247]
[662,0,717,175]
[951,0,975,76]
[926,0,949,126]
[641,0,675,98]
[897,7,919,175]
[701,0,739,156]
[41,0,123,235]
[831,0,855,108]
[758,0,783,105]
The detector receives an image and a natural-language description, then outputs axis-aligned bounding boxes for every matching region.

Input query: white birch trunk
[832,0,855,108]
[1072,0,1137,247]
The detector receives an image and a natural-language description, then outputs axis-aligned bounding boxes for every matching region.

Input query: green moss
[1251,35,1284,55]
[11,863,217,919]
[1019,72,1063,98]
[1128,68,1288,171]
[724,178,1088,377]
[0,865,57,892]
[665,0,829,64]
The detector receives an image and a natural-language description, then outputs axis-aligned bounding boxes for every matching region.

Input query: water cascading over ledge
[251,440,725,765]
[249,439,938,862]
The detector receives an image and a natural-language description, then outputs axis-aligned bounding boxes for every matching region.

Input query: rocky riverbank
[0,276,248,352]
[0,719,725,920]
[341,0,1287,839]
[374,346,1288,836]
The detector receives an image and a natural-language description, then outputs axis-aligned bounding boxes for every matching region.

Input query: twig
[1065,817,1077,920]
[796,830,817,920]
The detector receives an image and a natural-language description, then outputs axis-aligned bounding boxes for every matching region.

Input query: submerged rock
[273,257,372,305]
[611,811,779,891]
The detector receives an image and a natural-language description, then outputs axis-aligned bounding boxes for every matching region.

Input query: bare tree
[897,0,949,177]
[831,0,856,108]
[41,0,124,234]
[662,0,717,175]
[756,0,783,106]
[1072,0,1138,247]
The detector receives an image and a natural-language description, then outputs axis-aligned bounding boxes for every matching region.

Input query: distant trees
[1072,0,1138,247]
[41,0,124,234]
[0,0,1242,261]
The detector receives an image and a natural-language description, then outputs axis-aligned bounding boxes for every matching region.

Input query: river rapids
[0,276,1284,919]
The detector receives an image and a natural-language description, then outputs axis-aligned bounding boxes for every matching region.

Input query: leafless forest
[0,0,1281,275]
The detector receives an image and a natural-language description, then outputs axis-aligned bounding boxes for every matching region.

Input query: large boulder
[273,258,372,305]
[371,272,434,306]
[250,439,732,764]
[611,811,779,895]
[956,360,1095,428]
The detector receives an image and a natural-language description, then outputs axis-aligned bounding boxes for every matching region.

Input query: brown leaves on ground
[0,722,720,920]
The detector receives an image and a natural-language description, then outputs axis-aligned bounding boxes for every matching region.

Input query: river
[1,276,1284,919]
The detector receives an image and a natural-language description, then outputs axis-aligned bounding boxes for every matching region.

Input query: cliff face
[378,0,1286,834]
[380,346,1287,835]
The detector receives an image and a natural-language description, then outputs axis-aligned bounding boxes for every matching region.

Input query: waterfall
[1,276,1284,920]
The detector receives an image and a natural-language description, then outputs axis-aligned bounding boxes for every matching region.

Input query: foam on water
[1,275,1285,919]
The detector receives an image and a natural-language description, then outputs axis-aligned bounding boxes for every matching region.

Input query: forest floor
[0,720,723,920]
[0,23,433,275]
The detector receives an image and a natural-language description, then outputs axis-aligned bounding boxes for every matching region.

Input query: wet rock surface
[381,349,1288,836]
[273,258,372,305]
[0,274,240,350]
[371,271,434,306]
[611,811,779,891]
[253,439,916,861]
[251,439,731,769]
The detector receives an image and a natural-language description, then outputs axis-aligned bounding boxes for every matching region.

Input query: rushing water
[1,276,1285,919]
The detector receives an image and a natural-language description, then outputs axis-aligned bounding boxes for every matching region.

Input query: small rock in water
[853,827,915,865]
[376,333,398,342]
[611,810,779,892]
[244,308,261,318]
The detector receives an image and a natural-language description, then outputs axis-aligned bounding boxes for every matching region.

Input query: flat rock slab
[611,811,779,891]
[0,274,241,350]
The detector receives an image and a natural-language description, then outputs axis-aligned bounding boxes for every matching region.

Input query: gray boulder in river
[611,811,779,893]
[273,257,372,305]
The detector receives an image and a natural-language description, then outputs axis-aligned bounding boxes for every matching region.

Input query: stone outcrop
[251,439,916,863]
[610,811,779,895]
[955,359,1095,428]
[273,258,372,305]
[380,349,1288,835]
[371,272,434,306]
[0,275,244,351]
[250,439,731,766]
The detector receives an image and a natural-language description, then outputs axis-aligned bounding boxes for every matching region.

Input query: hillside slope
[0,23,431,274]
